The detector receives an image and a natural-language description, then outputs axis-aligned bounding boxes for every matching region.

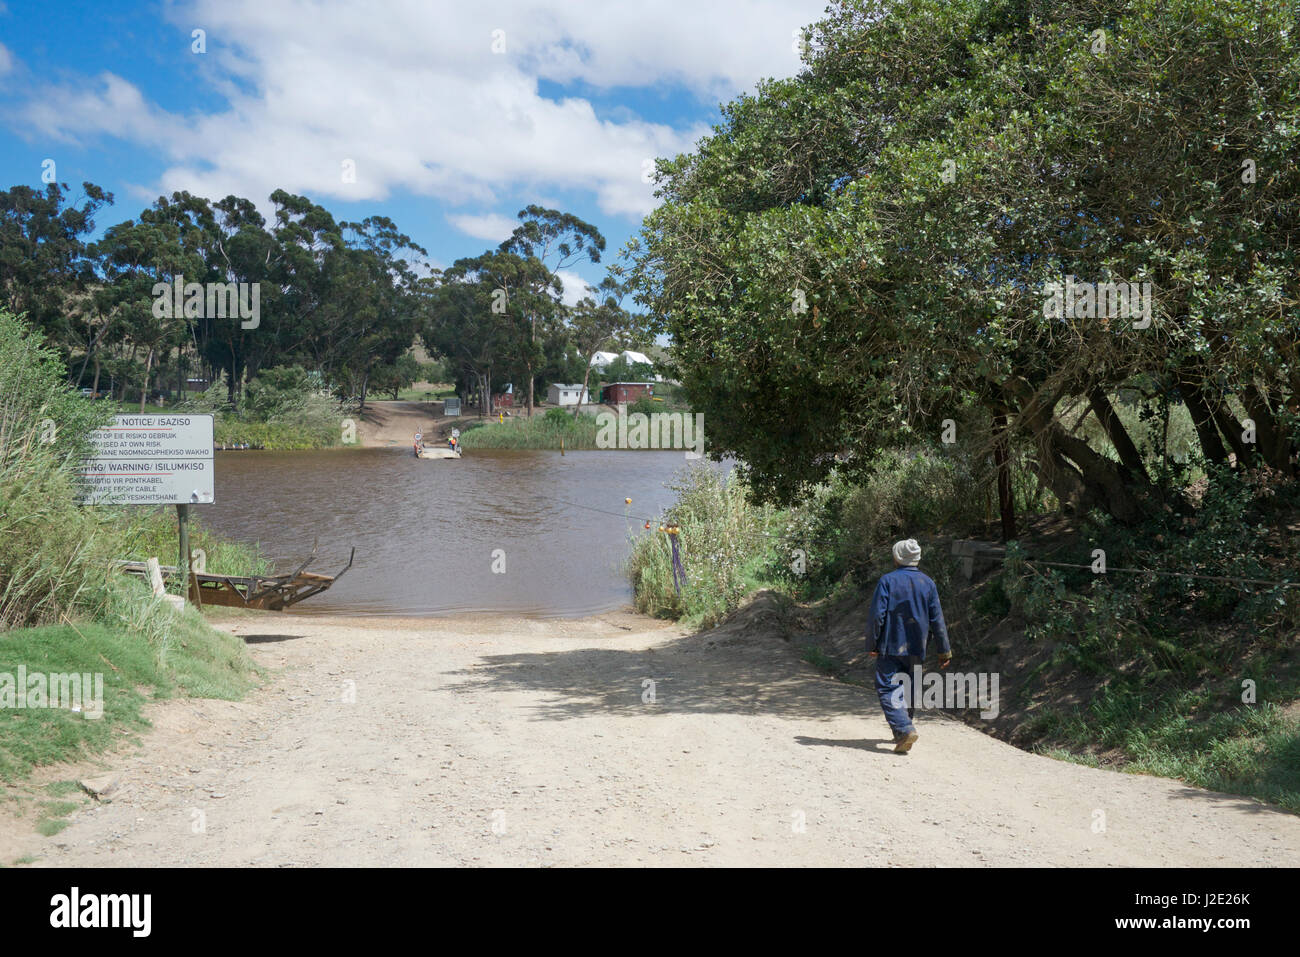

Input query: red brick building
[601,382,655,404]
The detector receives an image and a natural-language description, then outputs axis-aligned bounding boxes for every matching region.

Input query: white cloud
[10,0,824,216]
[447,212,521,243]
[21,72,173,145]
[0,43,12,78]
[554,269,596,307]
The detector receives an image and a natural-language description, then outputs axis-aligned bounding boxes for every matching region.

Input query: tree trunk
[576,359,596,419]
[76,335,93,388]
[527,312,536,417]
[140,347,155,412]
[1014,392,1150,524]
[1087,388,1151,484]
[1050,425,1150,524]
[993,412,1017,541]
[1242,383,1294,475]
[1179,376,1230,464]
[1209,397,1250,463]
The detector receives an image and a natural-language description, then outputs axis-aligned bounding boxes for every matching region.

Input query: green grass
[1024,677,1300,813]
[800,646,841,675]
[626,466,779,627]
[458,409,602,449]
[115,509,271,578]
[213,415,342,450]
[100,395,345,449]
[0,585,258,783]
[37,816,73,837]
[392,383,455,401]
[37,798,82,834]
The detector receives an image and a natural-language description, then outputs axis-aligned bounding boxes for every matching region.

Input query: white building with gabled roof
[589,349,656,372]
[547,383,590,406]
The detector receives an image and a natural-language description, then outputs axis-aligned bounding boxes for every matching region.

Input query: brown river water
[199,447,727,617]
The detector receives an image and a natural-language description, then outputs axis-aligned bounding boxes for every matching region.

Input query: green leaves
[630,0,1300,515]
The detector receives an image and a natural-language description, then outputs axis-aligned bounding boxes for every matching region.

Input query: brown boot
[894,730,919,754]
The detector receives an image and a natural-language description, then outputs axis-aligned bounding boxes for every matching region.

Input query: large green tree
[630,0,1300,524]
[422,249,555,413]
[0,182,112,355]
[499,206,606,415]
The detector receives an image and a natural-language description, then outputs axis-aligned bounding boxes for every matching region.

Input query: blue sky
[0,0,824,301]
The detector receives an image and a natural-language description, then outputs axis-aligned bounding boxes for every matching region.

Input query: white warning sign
[79,415,215,505]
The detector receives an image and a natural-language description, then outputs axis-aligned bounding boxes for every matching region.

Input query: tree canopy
[629,0,1300,523]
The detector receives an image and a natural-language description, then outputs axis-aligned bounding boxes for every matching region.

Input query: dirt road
[5,607,1298,867]
[357,399,452,448]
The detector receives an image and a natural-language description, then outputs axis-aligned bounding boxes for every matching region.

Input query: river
[199,447,725,617]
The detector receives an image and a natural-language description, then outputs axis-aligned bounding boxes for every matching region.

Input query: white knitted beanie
[892,539,922,566]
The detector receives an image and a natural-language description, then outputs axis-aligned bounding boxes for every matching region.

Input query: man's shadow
[795,735,898,754]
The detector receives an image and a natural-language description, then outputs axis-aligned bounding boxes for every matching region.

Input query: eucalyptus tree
[0,181,111,358]
[270,189,347,389]
[95,191,216,408]
[422,248,555,413]
[333,216,427,411]
[499,206,606,414]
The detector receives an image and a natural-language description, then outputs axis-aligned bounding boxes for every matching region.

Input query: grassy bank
[0,584,258,785]
[1,309,261,790]
[1029,671,1300,812]
[458,408,601,450]
[626,466,780,627]
[211,414,342,450]
[108,395,345,450]
[115,509,271,577]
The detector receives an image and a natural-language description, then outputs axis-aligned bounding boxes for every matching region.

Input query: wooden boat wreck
[114,542,354,610]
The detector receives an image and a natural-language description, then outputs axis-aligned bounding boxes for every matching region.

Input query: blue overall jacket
[866,566,951,659]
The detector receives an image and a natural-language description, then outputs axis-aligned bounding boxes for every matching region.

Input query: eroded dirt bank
[3,605,1297,867]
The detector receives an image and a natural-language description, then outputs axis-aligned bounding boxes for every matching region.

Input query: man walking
[867,539,951,754]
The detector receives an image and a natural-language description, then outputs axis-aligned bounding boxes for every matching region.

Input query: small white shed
[547,384,590,406]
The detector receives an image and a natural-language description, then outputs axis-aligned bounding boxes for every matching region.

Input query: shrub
[765,446,988,595]
[0,310,119,627]
[459,411,599,449]
[180,370,342,449]
[242,365,313,419]
[626,466,777,626]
